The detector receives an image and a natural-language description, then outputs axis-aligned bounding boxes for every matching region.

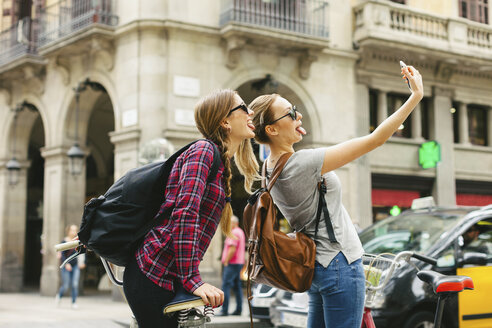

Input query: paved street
[0,291,271,328]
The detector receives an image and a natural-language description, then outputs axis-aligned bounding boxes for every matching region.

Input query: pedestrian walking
[56,224,85,309]
[218,215,246,316]
[122,89,259,328]
[249,65,424,328]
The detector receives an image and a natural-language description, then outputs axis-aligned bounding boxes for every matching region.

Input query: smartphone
[400,61,412,90]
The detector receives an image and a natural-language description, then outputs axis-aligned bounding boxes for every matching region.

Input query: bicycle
[361,251,474,328]
[55,240,214,328]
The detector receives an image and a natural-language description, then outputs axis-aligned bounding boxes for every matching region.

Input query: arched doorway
[2,101,46,291]
[23,113,45,288]
[78,83,115,293]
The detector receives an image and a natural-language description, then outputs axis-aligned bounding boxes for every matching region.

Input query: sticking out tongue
[296,126,307,135]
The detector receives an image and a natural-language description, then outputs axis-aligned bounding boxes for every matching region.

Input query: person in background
[56,224,85,309]
[218,215,246,316]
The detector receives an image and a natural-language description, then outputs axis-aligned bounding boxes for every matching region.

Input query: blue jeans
[58,265,80,303]
[221,264,243,314]
[307,252,365,328]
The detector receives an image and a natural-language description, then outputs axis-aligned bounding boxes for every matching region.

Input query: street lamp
[7,101,37,185]
[67,78,103,176]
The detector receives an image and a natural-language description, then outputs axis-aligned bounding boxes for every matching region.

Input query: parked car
[360,202,492,328]
[262,200,492,328]
[250,283,278,322]
[269,289,308,328]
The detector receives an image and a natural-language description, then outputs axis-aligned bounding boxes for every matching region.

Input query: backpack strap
[134,139,221,246]
[314,179,337,243]
[263,153,293,191]
[207,141,221,184]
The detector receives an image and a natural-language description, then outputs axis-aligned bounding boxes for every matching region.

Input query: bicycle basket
[362,253,397,290]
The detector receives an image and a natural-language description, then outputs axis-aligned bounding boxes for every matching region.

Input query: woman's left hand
[402,65,424,98]
[193,283,224,308]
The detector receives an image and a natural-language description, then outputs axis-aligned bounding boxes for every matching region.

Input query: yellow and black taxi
[360,200,492,328]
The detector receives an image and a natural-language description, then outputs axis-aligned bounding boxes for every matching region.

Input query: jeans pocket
[317,258,339,294]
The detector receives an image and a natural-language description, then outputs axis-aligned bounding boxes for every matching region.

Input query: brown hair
[194,89,259,236]
[249,94,279,144]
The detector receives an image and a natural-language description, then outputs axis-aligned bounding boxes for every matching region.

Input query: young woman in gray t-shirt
[249,65,424,328]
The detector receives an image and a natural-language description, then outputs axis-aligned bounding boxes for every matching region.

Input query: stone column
[109,128,140,301]
[351,83,373,229]
[458,102,470,145]
[0,162,29,292]
[109,128,141,180]
[377,90,387,125]
[39,146,87,296]
[488,107,492,147]
[431,87,456,206]
[411,103,424,141]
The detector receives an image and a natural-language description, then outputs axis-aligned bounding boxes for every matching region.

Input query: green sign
[390,205,401,216]
[419,141,441,169]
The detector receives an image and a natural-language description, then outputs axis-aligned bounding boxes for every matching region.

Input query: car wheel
[403,311,436,328]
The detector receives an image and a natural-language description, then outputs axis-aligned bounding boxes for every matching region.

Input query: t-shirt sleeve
[286,148,325,182]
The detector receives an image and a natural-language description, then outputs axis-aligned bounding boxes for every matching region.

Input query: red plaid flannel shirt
[136,140,225,293]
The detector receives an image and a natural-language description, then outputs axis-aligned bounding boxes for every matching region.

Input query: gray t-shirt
[267,148,364,267]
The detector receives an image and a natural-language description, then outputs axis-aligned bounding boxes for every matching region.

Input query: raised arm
[321,65,423,175]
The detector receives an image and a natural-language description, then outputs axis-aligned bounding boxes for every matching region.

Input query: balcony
[0,17,41,68]
[37,0,118,50]
[219,0,329,76]
[220,0,329,39]
[0,0,118,72]
[354,0,492,60]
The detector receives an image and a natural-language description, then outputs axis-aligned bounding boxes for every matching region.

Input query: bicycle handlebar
[54,240,81,252]
[411,253,437,266]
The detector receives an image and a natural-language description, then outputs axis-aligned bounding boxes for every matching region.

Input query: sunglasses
[228,103,249,116]
[268,106,297,125]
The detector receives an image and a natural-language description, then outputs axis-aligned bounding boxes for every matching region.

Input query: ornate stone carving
[298,49,318,80]
[224,36,246,69]
[434,61,454,82]
[51,56,70,85]
[89,38,115,71]
[22,65,45,95]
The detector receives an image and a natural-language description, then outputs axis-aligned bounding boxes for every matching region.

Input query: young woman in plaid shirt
[122,89,259,327]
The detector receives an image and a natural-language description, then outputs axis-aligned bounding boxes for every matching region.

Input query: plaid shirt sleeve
[171,141,216,292]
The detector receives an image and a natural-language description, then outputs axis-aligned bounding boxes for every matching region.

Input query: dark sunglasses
[228,103,249,116]
[268,106,297,125]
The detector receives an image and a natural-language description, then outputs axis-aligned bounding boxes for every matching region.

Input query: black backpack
[77,139,221,266]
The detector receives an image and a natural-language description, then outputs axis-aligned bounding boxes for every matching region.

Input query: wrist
[411,91,424,100]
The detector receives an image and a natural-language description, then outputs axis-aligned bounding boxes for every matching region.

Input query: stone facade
[0,0,491,294]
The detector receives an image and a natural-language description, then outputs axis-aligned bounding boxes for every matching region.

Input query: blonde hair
[248,94,279,144]
[194,89,259,236]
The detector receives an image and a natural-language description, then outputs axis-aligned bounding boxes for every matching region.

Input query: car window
[462,218,492,261]
[436,217,492,268]
[360,210,469,254]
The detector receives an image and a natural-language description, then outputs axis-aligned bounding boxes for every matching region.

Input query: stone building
[0,0,491,295]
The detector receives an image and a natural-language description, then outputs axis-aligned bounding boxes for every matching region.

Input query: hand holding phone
[400,61,412,90]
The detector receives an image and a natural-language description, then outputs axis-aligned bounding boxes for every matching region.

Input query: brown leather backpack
[243,153,321,326]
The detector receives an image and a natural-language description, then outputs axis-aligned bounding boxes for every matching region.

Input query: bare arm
[223,245,237,266]
[321,65,424,174]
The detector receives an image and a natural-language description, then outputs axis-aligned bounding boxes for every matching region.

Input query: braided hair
[194,89,259,236]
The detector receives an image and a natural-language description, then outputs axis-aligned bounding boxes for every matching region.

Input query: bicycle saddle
[417,270,474,294]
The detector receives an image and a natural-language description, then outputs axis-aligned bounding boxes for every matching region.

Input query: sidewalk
[0,291,271,328]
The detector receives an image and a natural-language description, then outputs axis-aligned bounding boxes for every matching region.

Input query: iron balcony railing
[0,17,38,66]
[220,0,329,38]
[37,0,118,48]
